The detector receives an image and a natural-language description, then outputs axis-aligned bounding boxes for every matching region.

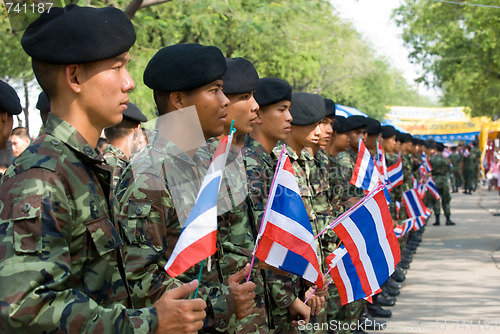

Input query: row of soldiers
[0,4,468,334]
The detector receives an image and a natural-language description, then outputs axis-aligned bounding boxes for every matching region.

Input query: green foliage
[394,0,500,118]
[1,0,436,123]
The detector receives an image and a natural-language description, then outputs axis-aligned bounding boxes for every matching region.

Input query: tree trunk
[23,79,29,134]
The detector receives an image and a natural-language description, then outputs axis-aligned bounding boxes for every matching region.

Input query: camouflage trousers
[429,184,451,217]
[463,167,474,192]
[451,170,462,190]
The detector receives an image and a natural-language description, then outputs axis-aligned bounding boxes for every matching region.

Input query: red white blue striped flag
[329,188,400,305]
[350,138,380,191]
[165,133,233,277]
[403,188,431,220]
[425,176,440,199]
[386,154,403,191]
[254,150,323,288]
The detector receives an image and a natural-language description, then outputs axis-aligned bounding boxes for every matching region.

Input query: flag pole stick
[315,184,385,240]
[246,144,287,282]
[303,266,334,304]
[193,259,205,298]
[229,119,236,135]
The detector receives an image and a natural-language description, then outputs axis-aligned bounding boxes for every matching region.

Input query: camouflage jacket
[449,152,462,171]
[334,148,365,200]
[242,136,298,329]
[103,143,129,190]
[115,130,237,332]
[429,153,451,188]
[0,114,157,333]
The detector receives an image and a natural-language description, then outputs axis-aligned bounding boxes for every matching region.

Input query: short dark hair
[10,127,30,140]
[104,118,138,141]
[32,60,63,99]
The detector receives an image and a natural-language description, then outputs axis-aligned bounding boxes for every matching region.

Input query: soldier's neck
[249,132,277,154]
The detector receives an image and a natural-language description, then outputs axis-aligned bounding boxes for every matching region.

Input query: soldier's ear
[170,92,184,109]
[66,64,81,93]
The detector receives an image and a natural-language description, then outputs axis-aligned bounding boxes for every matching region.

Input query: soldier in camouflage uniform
[103,102,147,189]
[463,144,476,194]
[244,78,311,333]
[429,143,455,225]
[274,92,328,333]
[449,146,463,193]
[333,116,371,333]
[0,6,207,333]
[471,142,482,191]
[115,44,257,333]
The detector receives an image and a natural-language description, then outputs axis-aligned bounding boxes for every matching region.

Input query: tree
[394,0,500,118]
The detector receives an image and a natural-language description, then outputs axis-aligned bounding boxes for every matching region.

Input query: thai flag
[421,152,433,172]
[403,189,431,220]
[394,218,415,239]
[327,246,381,305]
[413,216,426,231]
[386,154,403,191]
[443,147,451,158]
[254,151,323,288]
[350,138,380,191]
[330,188,401,305]
[463,148,470,158]
[375,142,391,203]
[165,133,233,277]
[425,176,440,199]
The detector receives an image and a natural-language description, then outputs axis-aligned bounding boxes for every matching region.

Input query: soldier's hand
[228,263,256,320]
[305,287,326,316]
[154,280,206,333]
[288,297,311,327]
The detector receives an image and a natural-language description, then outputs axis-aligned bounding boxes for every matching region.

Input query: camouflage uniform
[310,149,343,329]
[103,143,129,189]
[209,137,269,334]
[115,130,239,332]
[243,136,298,333]
[332,148,365,333]
[0,114,157,333]
[429,153,452,217]
[463,150,475,193]
[449,151,463,192]
[471,146,481,191]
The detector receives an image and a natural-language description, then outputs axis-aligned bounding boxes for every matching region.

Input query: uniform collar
[44,113,101,161]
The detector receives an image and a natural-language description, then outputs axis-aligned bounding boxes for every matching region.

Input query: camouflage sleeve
[266,270,297,309]
[115,168,238,332]
[0,169,157,333]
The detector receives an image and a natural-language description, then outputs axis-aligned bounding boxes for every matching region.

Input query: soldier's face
[332,132,349,152]
[77,52,135,129]
[0,113,13,149]
[225,92,259,135]
[254,100,292,142]
[318,118,333,147]
[382,136,396,153]
[10,135,30,158]
[348,129,365,150]
[291,122,320,148]
[183,80,229,139]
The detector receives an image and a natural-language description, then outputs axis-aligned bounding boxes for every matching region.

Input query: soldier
[430,143,455,225]
[364,117,381,157]
[0,79,22,174]
[470,141,482,191]
[449,146,463,193]
[0,5,207,333]
[115,43,257,333]
[244,77,311,332]
[273,92,327,332]
[9,127,31,158]
[103,102,147,189]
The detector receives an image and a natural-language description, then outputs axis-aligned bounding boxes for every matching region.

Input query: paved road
[368,186,500,334]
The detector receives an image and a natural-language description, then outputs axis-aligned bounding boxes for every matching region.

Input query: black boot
[433,215,440,226]
[445,216,455,225]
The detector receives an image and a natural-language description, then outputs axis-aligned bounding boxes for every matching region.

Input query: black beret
[290,92,326,126]
[123,103,147,123]
[253,78,292,107]
[347,115,368,131]
[333,116,350,133]
[381,125,397,139]
[436,142,445,152]
[411,137,420,145]
[222,57,259,95]
[0,80,22,116]
[36,91,50,112]
[366,117,381,135]
[324,99,336,119]
[22,5,136,64]
[144,43,226,92]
